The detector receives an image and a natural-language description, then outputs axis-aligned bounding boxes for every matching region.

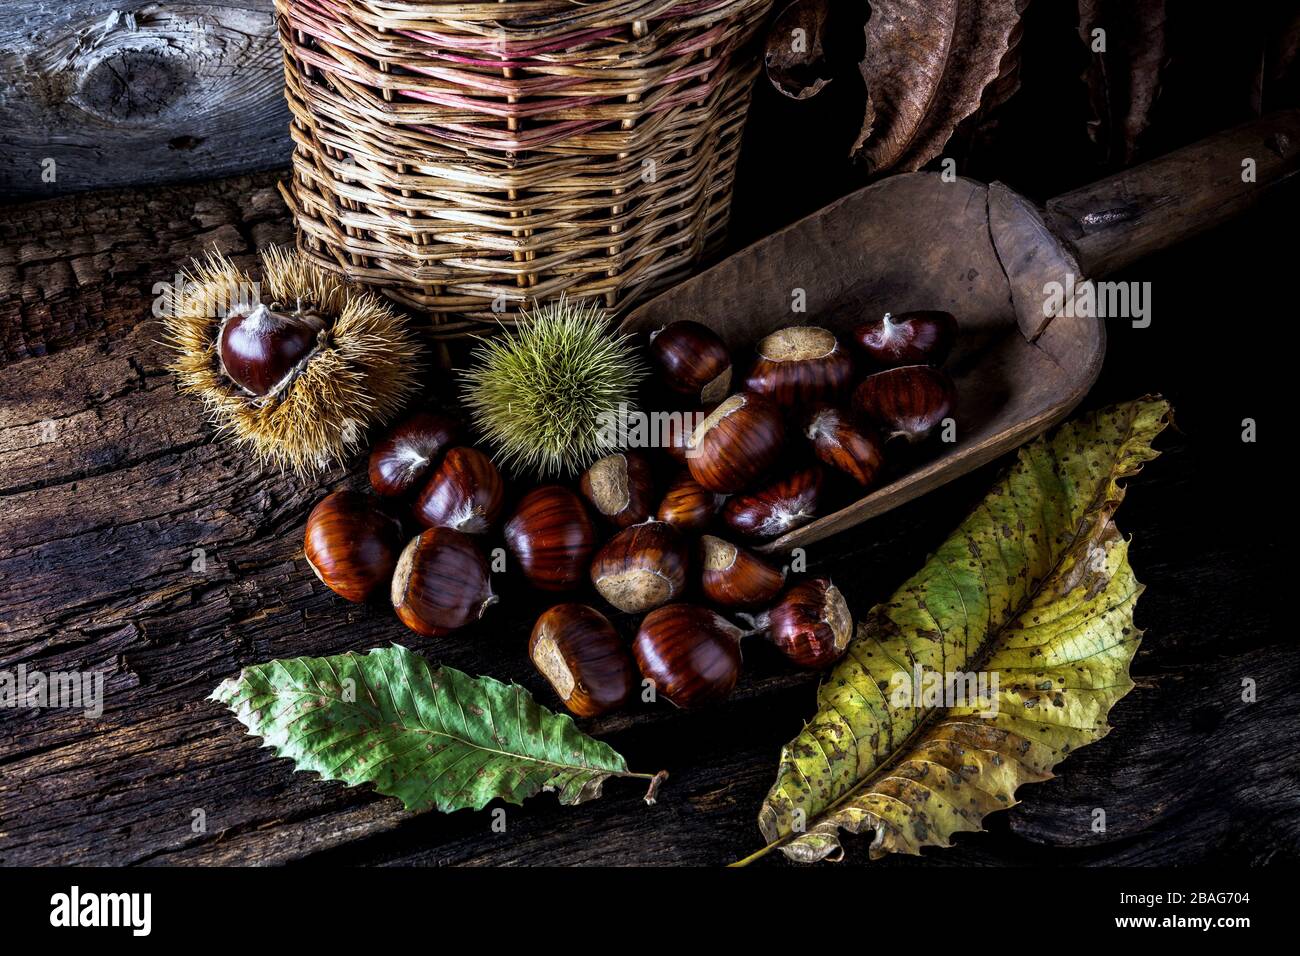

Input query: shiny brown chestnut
[633,604,745,709]
[304,490,404,603]
[648,321,733,405]
[805,406,885,487]
[721,465,823,540]
[504,486,597,592]
[391,527,497,636]
[656,471,725,531]
[752,578,852,669]
[699,535,785,608]
[687,392,785,493]
[853,364,956,443]
[413,447,504,534]
[744,326,853,406]
[590,520,690,614]
[853,310,957,367]
[579,452,655,529]
[218,303,324,397]
[529,604,637,718]
[369,411,460,497]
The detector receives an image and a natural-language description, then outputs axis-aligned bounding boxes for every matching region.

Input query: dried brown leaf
[853,0,1026,173]
[765,0,834,100]
[1077,0,1169,164]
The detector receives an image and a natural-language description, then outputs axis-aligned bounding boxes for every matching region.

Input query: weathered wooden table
[0,170,1294,866]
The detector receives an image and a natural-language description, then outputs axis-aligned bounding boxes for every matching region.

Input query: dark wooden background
[0,1,1296,866]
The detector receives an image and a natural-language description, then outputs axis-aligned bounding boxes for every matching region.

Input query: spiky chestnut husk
[461,298,647,479]
[162,248,422,475]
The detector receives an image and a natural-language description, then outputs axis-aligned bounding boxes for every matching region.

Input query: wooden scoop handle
[1044,109,1300,278]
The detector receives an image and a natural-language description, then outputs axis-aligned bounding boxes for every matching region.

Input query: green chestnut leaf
[211,644,663,813]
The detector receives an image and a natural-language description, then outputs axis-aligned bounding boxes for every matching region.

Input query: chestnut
[699,535,785,608]
[218,302,324,397]
[721,465,823,540]
[504,486,597,592]
[413,446,504,534]
[660,411,701,465]
[687,392,785,493]
[853,310,957,367]
[853,364,956,443]
[391,527,497,637]
[304,490,403,603]
[369,411,460,497]
[529,604,637,718]
[579,452,656,528]
[633,604,745,709]
[656,470,725,531]
[753,578,852,669]
[806,406,885,487]
[648,321,733,405]
[590,520,690,614]
[744,326,853,405]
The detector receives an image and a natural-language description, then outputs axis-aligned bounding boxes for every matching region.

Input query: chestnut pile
[300,310,959,720]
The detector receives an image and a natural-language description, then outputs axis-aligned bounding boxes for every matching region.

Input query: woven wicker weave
[275,0,773,338]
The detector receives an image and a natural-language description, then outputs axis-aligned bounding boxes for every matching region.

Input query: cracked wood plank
[0,1,289,201]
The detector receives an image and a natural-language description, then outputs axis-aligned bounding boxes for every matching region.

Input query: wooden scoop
[621,110,1300,553]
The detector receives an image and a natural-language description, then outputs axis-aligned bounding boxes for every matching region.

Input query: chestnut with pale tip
[854,364,956,443]
[699,535,785,608]
[579,452,655,528]
[414,446,504,534]
[504,486,597,592]
[806,406,885,487]
[648,320,733,405]
[218,302,324,398]
[368,411,459,497]
[633,604,746,709]
[687,392,785,493]
[304,490,404,603]
[750,578,853,669]
[656,471,725,531]
[391,527,497,637]
[853,310,957,368]
[590,520,690,614]
[744,326,853,406]
[721,465,823,540]
[529,604,637,718]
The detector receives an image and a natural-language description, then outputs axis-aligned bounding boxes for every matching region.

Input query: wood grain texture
[0,171,1295,867]
[0,1,288,201]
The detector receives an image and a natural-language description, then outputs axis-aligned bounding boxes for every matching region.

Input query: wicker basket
[274,0,773,338]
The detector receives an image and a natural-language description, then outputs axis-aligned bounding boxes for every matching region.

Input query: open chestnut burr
[391,527,497,637]
[744,326,853,405]
[590,520,690,614]
[633,604,746,709]
[303,490,404,603]
[529,604,637,718]
[579,452,656,528]
[504,486,597,592]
